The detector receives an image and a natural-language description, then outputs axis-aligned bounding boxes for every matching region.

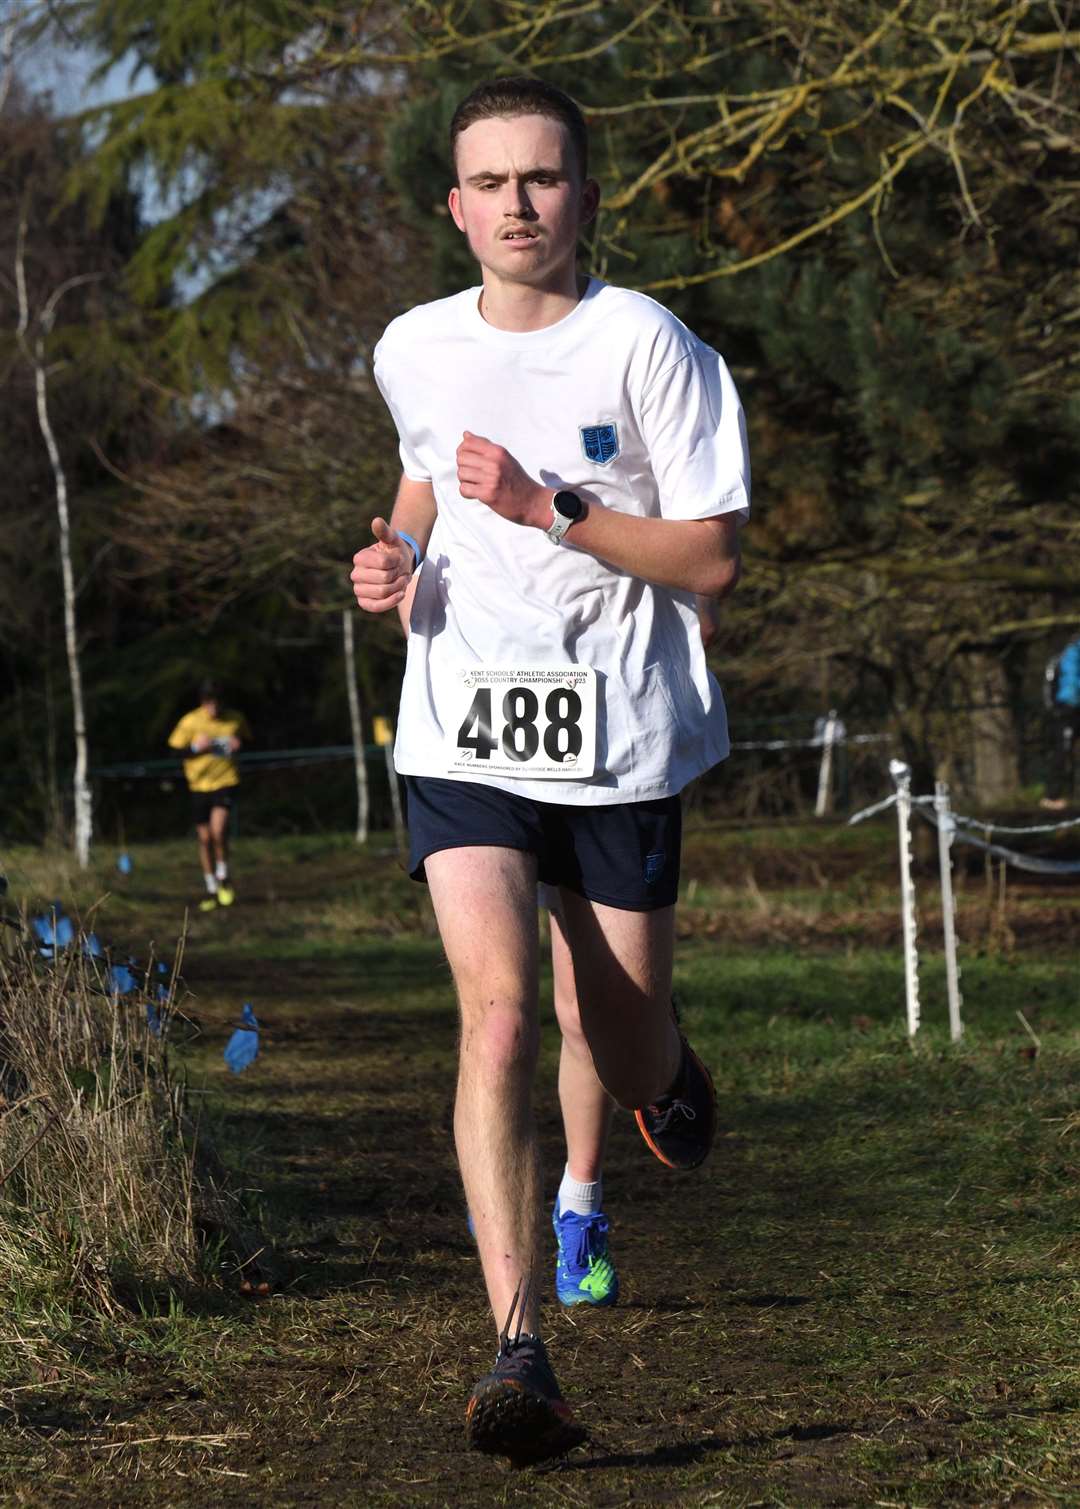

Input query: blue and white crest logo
[580,423,619,466]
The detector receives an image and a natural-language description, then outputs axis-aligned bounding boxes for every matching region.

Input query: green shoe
[553,1201,619,1307]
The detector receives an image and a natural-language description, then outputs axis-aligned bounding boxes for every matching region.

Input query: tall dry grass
[0,918,243,1329]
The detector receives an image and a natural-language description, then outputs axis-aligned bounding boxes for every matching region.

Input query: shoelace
[498,1269,535,1358]
[491,1271,559,1390]
[646,1095,697,1133]
[573,1216,609,1271]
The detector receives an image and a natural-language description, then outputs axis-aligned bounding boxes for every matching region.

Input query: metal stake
[934,780,963,1041]
[890,760,921,1036]
[815,709,839,817]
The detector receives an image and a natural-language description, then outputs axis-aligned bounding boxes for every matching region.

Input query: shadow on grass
[568,1391,1080,1476]
[181,942,451,1007]
[565,1419,857,1473]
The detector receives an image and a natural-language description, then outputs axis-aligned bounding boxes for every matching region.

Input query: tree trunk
[342,609,369,844]
[385,740,404,850]
[16,220,93,866]
[968,655,1020,806]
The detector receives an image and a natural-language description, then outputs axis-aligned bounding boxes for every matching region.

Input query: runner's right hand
[350,518,414,613]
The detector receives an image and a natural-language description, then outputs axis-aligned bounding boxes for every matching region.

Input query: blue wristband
[397,531,422,573]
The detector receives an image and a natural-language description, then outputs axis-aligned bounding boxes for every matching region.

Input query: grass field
[1,820,1078,1506]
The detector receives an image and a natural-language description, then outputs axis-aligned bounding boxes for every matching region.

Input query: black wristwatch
[546,489,586,544]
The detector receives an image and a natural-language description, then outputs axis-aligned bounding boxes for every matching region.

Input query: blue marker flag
[32,904,75,953]
[224,1002,259,1074]
[109,961,138,997]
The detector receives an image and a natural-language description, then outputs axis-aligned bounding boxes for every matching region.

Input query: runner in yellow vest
[167,680,251,911]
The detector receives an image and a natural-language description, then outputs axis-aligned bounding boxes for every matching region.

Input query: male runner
[167,680,250,911]
[396,573,653,1313]
[351,76,749,1464]
[398,577,723,1314]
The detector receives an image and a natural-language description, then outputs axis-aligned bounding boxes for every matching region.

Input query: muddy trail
[3,834,1079,1505]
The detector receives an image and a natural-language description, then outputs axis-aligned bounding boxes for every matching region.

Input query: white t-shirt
[372,277,750,805]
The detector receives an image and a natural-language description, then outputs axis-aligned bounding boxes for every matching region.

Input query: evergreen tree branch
[632,125,934,290]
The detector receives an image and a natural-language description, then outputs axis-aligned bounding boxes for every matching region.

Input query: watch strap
[396,531,423,572]
[545,506,574,543]
[546,490,584,544]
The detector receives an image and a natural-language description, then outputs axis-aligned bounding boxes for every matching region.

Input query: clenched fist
[350,518,415,613]
[456,432,549,528]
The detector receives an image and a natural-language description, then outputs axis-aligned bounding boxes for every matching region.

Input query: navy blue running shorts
[403,775,681,912]
[190,787,235,826]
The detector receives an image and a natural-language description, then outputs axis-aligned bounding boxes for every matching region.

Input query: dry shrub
[0,921,243,1323]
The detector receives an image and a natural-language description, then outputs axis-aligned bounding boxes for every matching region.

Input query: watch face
[553,490,584,522]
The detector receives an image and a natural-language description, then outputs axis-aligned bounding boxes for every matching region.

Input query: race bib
[448,666,597,779]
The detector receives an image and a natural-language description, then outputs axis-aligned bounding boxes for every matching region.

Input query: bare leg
[425,847,543,1339]
[195,822,213,883]
[209,804,230,871]
[557,892,681,1110]
[550,901,614,1183]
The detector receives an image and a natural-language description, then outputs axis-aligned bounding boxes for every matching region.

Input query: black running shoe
[635,1036,716,1171]
[465,1276,585,1466]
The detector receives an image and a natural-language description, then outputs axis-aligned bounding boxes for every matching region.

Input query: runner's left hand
[456,432,549,528]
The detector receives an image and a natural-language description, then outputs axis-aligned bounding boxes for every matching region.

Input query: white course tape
[853,780,1080,876]
[848,792,899,825]
[733,731,888,753]
[951,812,1080,836]
[730,733,820,751]
[914,806,1080,875]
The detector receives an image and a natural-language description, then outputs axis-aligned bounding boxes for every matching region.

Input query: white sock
[215,861,228,882]
[203,873,218,894]
[558,1165,603,1217]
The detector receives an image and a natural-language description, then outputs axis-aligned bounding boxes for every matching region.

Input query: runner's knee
[460,1003,538,1081]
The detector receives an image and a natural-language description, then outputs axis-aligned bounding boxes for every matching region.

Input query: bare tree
[14,218,95,864]
[0,4,19,117]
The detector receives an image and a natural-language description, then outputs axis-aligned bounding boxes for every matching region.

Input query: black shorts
[404,776,681,912]
[190,788,235,825]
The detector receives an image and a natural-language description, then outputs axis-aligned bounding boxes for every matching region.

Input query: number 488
[456,685,583,763]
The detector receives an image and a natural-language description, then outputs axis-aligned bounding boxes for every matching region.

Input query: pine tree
[378,0,1080,792]
[25,0,1080,798]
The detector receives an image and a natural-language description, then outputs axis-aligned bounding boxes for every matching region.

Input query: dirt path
[3,838,1078,1504]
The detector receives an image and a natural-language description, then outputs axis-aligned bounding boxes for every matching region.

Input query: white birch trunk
[342,609,369,843]
[15,220,94,866]
[0,8,19,117]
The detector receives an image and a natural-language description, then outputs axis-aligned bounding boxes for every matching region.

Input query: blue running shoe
[552,1201,619,1308]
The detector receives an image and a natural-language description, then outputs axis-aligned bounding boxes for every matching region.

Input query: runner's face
[448,114,597,289]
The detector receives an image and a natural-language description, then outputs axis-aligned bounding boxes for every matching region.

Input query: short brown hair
[449,77,589,181]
